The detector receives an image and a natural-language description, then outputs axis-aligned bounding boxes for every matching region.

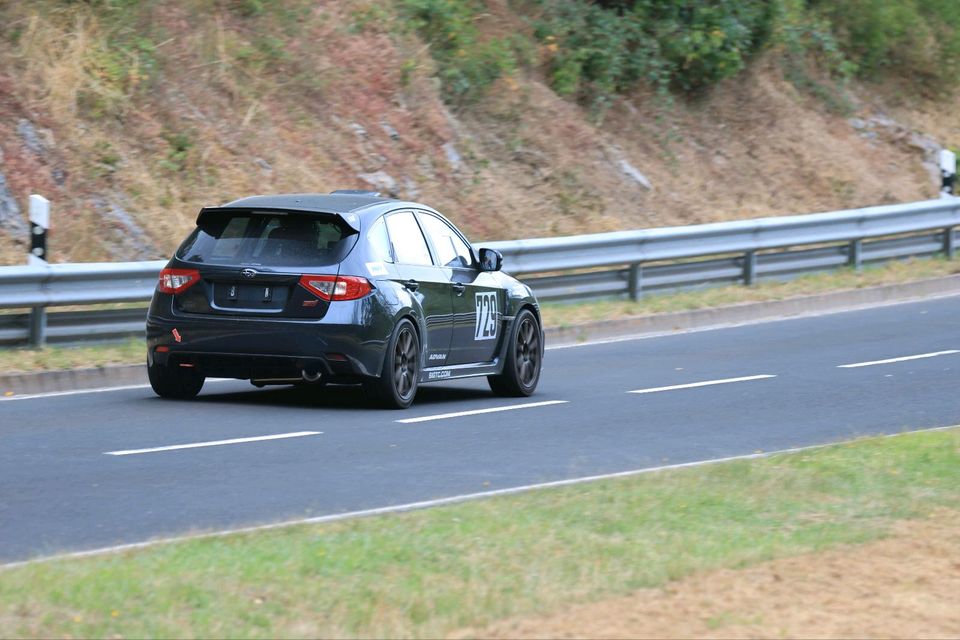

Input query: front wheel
[147,360,205,399]
[488,308,542,397]
[365,319,420,409]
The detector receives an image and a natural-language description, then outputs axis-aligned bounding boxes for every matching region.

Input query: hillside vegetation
[0,0,959,264]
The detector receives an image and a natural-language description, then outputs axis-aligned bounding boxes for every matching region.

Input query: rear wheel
[147,360,205,399]
[365,319,420,409]
[488,308,542,397]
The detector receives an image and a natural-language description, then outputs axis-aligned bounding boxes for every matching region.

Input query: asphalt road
[2,295,959,563]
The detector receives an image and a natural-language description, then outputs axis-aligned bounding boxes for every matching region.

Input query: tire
[147,360,205,399]
[365,318,420,409]
[488,308,542,397]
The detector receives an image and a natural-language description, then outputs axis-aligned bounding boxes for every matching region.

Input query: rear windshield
[176,211,357,267]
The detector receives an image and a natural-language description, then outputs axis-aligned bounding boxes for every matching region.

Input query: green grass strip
[2,427,959,638]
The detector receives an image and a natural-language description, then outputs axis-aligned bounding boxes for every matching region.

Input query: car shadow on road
[190,382,496,411]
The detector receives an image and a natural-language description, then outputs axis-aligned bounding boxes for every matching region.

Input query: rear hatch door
[171,209,357,319]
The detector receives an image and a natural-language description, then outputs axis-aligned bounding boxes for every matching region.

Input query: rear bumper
[146,307,389,379]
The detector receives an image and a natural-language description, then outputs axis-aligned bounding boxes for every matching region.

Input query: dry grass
[0,1,953,266]
[474,509,960,639]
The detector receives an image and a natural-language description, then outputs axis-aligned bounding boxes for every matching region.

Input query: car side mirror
[478,248,503,272]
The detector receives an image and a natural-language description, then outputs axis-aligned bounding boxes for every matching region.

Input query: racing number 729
[474,292,498,341]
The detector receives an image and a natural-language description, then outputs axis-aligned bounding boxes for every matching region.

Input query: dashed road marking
[396,400,569,424]
[628,374,777,395]
[837,350,959,369]
[105,431,322,456]
[0,379,234,402]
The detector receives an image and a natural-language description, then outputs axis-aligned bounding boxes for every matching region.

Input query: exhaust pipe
[250,377,300,387]
[301,369,323,383]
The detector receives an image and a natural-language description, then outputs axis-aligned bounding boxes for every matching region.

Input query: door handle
[403,279,420,292]
[452,283,465,296]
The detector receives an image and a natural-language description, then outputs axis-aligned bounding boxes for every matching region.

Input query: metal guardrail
[1,198,958,346]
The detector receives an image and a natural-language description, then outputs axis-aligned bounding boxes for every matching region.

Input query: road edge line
[3,424,957,572]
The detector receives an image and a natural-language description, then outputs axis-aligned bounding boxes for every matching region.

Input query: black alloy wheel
[488,308,542,397]
[367,318,420,409]
[514,315,540,387]
[394,325,418,401]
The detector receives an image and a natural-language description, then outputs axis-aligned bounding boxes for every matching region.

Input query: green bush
[398,0,518,106]
[535,1,664,102]
[529,0,960,107]
[812,0,960,89]
[532,0,775,109]
[645,0,775,90]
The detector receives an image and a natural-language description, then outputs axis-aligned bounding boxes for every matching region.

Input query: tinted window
[385,211,433,266]
[417,213,473,268]
[176,212,355,267]
[367,217,394,263]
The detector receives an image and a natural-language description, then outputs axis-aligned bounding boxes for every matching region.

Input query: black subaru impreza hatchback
[146,191,543,408]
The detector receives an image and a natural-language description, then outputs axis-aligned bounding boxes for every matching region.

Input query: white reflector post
[28,194,49,266]
[940,149,957,198]
[26,194,51,346]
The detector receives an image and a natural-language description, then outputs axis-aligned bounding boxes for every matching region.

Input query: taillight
[158,268,200,295]
[299,275,372,301]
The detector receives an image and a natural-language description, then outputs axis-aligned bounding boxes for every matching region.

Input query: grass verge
[2,427,959,638]
[1,257,958,375]
[0,338,143,377]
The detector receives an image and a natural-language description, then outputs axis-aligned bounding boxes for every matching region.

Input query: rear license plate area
[213,283,289,310]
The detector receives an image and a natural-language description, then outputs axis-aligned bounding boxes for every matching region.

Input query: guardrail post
[628,263,642,301]
[849,239,863,270]
[29,307,47,347]
[944,227,955,259]
[742,251,757,286]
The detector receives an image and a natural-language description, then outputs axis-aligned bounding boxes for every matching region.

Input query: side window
[367,217,394,263]
[384,211,433,266]
[417,213,474,268]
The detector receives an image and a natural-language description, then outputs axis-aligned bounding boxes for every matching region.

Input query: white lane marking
[396,400,569,424]
[0,379,234,402]
[1,384,151,402]
[628,374,776,395]
[105,431,321,456]
[5,423,958,571]
[837,350,960,369]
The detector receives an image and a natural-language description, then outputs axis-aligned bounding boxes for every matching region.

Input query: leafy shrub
[811,0,960,89]
[644,0,775,91]
[398,0,518,106]
[534,1,664,101]
[532,0,776,109]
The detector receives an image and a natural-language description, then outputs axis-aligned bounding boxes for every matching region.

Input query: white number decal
[474,292,498,341]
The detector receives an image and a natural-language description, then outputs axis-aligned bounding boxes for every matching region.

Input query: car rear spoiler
[195,207,361,233]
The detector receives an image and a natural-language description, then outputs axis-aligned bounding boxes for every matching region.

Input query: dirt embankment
[0,2,957,266]
[466,510,960,639]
